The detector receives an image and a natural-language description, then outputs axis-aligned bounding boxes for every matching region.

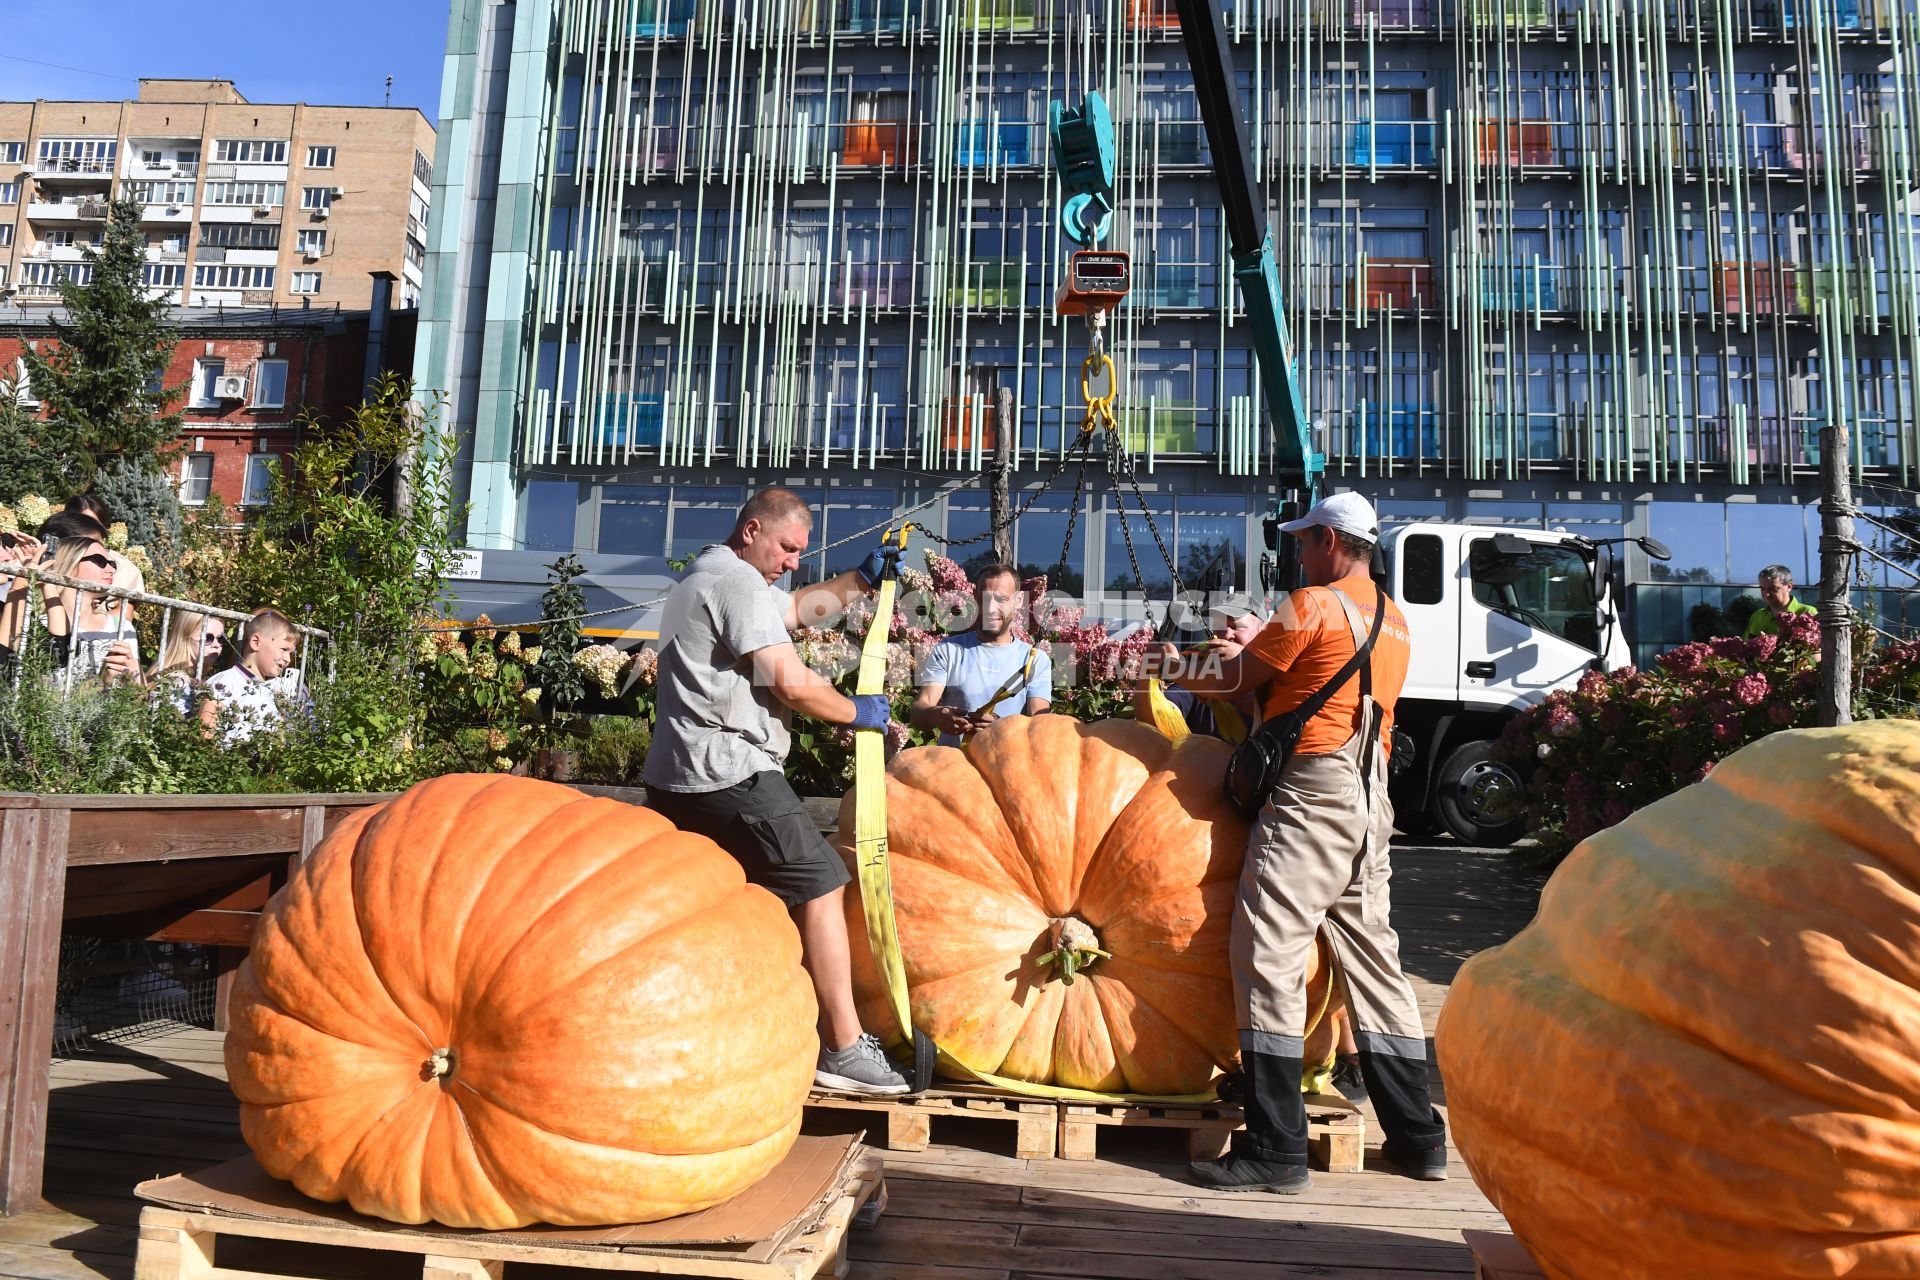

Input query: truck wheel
[1434,740,1528,847]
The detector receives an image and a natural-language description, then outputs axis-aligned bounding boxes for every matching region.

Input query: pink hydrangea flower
[1748,632,1779,663]
[1732,672,1770,707]
[1767,702,1796,726]
[1545,705,1579,737]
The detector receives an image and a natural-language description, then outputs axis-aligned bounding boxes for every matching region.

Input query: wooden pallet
[132,1159,883,1280]
[1056,1092,1367,1172]
[1465,1229,1548,1279]
[806,1087,1057,1159]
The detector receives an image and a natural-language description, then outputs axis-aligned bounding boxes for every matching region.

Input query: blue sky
[1,1,451,120]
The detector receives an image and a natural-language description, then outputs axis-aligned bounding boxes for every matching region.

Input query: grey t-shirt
[642,544,796,793]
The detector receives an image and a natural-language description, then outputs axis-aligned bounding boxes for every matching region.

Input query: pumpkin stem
[424,1047,456,1082]
[1039,917,1109,986]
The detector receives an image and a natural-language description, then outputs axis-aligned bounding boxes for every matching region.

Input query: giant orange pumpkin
[836,715,1337,1096]
[224,774,818,1229]
[1437,722,1920,1278]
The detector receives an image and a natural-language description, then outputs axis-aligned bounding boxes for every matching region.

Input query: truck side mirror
[1638,536,1672,561]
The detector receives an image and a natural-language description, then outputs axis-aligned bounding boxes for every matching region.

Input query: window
[0,143,21,165]
[124,179,197,206]
[141,149,163,166]
[0,225,11,248]
[0,182,19,204]
[1468,538,1601,651]
[666,486,745,560]
[241,454,275,507]
[42,230,74,249]
[200,222,280,249]
[213,139,288,164]
[179,454,214,506]
[203,181,285,207]
[141,263,184,290]
[300,186,334,211]
[191,359,226,408]
[290,271,321,294]
[305,145,336,168]
[599,485,669,556]
[525,481,579,552]
[193,265,275,290]
[295,228,327,256]
[253,359,288,408]
[14,358,35,406]
[37,138,115,171]
[1401,533,1445,605]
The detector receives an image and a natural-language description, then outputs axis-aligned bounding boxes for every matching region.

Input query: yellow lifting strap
[850,530,1335,1103]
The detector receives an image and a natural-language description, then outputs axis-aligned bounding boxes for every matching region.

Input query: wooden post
[1817,424,1855,727]
[0,803,67,1216]
[991,384,1014,565]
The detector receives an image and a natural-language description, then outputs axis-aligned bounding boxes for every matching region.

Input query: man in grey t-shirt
[644,486,911,1095]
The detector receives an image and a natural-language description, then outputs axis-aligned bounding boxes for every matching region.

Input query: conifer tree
[20,196,185,479]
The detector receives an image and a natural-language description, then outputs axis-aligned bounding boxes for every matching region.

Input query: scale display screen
[1071,253,1129,291]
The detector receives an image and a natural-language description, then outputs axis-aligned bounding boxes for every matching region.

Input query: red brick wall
[0,312,411,510]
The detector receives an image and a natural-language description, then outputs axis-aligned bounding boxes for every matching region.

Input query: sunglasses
[79,553,114,571]
[202,634,224,646]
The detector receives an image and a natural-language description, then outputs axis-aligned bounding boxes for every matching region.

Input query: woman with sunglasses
[44,537,142,686]
[148,612,227,716]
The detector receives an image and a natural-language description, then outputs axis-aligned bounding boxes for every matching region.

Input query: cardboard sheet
[136,1133,862,1254]
[1463,1229,1548,1279]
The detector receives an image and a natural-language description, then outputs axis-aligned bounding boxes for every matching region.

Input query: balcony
[1477,120,1556,167]
[33,157,114,180]
[1354,259,1436,310]
[589,395,668,449]
[948,260,1023,309]
[963,0,1037,30]
[1128,0,1182,27]
[834,0,918,31]
[1480,262,1560,311]
[953,120,1034,167]
[841,121,914,168]
[1351,0,1437,27]
[627,0,692,35]
[1141,264,1208,309]
[1347,119,1437,168]
[1338,406,1442,461]
[1146,120,1209,166]
[26,199,108,222]
[836,261,911,309]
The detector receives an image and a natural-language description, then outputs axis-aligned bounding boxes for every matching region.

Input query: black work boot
[1380,1141,1449,1181]
[1356,1042,1448,1180]
[1191,1050,1312,1194]
[1188,1150,1311,1194]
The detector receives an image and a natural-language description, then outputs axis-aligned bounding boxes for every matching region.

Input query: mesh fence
[53,937,218,1058]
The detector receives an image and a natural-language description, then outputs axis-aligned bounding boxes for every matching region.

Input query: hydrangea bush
[1500,611,1920,860]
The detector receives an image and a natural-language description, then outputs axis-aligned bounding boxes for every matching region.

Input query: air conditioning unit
[252,206,273,217]
[311,207,330,220]
[303,249,321,261]
[214,375,249,401]
[165,205,182,215]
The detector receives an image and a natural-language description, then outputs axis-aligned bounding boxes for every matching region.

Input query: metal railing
[1,563,332,699]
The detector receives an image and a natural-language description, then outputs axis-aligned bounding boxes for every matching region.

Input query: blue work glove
[849,693,891,731]
[855,544,897,589]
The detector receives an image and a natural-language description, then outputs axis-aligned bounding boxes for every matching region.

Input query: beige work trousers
[1230,729,1430,1063]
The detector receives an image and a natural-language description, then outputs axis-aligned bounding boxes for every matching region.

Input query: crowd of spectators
[0,494,308,744]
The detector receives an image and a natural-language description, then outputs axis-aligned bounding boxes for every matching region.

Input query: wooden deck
[0,842,1543,1280]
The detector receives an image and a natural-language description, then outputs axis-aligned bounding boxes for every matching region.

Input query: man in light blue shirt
[911,562,1053,745]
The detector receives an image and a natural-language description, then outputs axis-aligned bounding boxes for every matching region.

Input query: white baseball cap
[1277,492,1381,543]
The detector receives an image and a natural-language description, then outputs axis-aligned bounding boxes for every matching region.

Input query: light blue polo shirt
[917,632,1053,746]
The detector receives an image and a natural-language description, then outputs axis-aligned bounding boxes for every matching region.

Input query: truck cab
[1378,522,1635,845]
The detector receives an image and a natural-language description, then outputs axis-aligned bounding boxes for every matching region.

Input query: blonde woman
[45,537,141,686]
[149,612,227,717]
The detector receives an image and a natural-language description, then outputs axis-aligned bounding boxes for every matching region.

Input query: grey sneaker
[815,1033,911,1096]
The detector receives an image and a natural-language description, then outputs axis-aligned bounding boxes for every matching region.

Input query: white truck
[1367,522,1670,846]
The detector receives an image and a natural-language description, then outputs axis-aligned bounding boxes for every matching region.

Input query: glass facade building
[416,0,1920,655]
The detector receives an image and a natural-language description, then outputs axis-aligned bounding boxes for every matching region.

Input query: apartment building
[0,79,434,314]
[416,0,1920,656]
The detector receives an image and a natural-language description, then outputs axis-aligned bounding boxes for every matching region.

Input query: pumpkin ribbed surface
[1437,722,1920,1278]
[224,774,817,1229]
[838,715,1316,1095]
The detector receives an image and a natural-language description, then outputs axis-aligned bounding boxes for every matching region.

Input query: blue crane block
[1049,92,1117,247]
